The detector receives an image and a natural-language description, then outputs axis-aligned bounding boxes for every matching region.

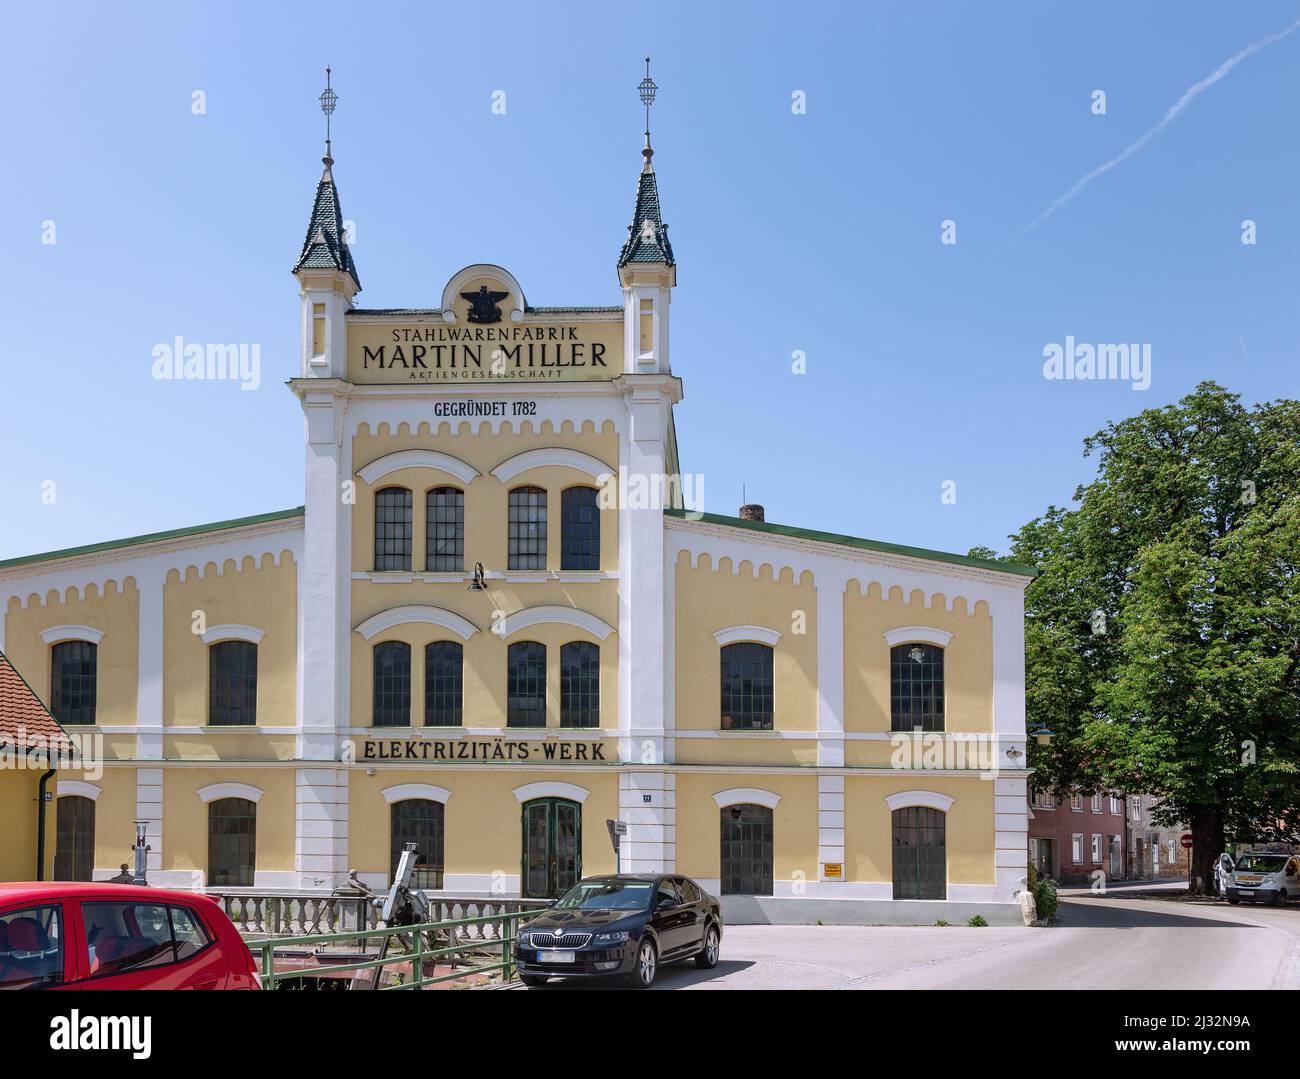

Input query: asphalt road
[524,886,1300,990]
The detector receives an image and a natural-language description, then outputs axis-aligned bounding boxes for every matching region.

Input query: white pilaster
[816,568,849,767]
[135,767,164,876]
[619,771,675,874]
[135,567,165,759]
[295,767,349,890]
[817,774,845,879]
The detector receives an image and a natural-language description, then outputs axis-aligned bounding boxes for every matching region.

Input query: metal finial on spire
[319,66,338,165]
[638,55,658,170]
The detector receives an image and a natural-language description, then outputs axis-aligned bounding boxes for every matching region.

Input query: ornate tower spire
[618,56,675,271]
[293,67,359,289]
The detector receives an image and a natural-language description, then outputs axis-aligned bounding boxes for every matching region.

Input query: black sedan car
[513,874,722,988]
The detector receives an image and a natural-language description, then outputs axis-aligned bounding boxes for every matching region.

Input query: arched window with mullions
[54,795,95,881]
[50,640,97,726]
[425,487,464,572]
[508,486,547,570]
[424,641,463,727]
[507,641,546,727]
[560,486,600,570]
[720,642,774,731]
[560,641,599,728]
[374,486,413,571]
[209,641,257,726]
[208,798,257,888]
[373,641,411,727]
[390,799,445,889]
[890,643,945,732]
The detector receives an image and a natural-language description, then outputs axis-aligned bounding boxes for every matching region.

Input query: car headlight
[593,930,629,945]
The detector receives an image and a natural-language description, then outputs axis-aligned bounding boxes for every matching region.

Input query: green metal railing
[246,909,543,990]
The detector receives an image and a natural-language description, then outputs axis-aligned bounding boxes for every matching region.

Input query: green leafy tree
[1008,383,1300,894]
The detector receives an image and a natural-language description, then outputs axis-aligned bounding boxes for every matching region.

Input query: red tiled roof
[0,650,76,756]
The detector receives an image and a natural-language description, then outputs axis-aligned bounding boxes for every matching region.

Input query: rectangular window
[560,487,600,571]
[0,905,63,989]
[720,642,774,731]
[208,641,258,726]
[1130,796,1141,820]
[507,641,546,728]
[560,641,600,728]
[1071,834,1083,864]
[425,487,464,572]
[1091,793,1102,813]
[374,487,413,571]
[508,487,547,571]
[1070,794,1083,812]
[1111,795,1122,815]
[424,641,463,727]
[50,640,97,725]
[311,303,326,356]
[1091,834,1102,862]
[373,642,411,727]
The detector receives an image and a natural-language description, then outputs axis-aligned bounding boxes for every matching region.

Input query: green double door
[522,798,582,899]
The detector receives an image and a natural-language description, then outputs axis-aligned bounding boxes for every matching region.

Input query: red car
[0,882,260,990]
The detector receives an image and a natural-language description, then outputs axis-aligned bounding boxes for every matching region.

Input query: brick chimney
[739,503,765,522]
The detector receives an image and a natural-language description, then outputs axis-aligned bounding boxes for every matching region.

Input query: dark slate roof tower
[293,66,360,291]
[617,56,675,273]
[293,156,361,289]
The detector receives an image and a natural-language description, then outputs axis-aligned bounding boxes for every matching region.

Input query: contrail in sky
[1022,14,1300,234]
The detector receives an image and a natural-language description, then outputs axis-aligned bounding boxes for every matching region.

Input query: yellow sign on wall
[822,862,844,880]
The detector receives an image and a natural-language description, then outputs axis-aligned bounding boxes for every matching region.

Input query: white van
[1222,851,1299,906]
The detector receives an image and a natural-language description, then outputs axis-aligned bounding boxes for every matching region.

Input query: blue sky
[2,1,1298,562]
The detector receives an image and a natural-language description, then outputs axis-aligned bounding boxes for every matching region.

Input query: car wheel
[695,924,720,969]
[627,938,657,989]
[519,974,546,987]
[1275,890,1287,907]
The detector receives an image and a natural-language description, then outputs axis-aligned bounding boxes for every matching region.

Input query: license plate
[539,949,576,963]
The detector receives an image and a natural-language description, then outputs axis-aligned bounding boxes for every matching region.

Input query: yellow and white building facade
[0,126,1037,924]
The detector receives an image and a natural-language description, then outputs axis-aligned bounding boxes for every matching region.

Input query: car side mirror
[656,896,674,909]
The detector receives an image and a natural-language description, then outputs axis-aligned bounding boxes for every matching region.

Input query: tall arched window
[373,641,411,727]
[208,798,257,887]
[424,641,463,727]
[720,803,773,895]
[374,486,413,571]
[560,641,599,728]
[54,796,95,881]
[891,806,946,900]
[425,487,464,572]
[890,643,945,732]
[560,486,600,570]
[390,799,445,889]
[720,642,774,730]
[209,641,258,726]
[50,641,97,725]
[507,641,546,727]
[508,486,547,570]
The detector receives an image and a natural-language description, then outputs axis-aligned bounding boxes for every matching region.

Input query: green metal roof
[663,509,1038,578]
[293,160,360,287]
[618,167,675,268]
[0,507,305,571]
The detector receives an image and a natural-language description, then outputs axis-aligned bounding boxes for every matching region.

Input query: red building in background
[1028,789,1127,884]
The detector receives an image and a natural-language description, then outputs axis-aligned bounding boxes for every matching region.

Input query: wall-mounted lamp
[467,561,488,592]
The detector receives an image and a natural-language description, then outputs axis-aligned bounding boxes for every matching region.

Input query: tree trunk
[1188,808,1225,896]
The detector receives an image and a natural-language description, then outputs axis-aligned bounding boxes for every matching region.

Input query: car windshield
[1235,855,1288,873]
[553,881,653,910]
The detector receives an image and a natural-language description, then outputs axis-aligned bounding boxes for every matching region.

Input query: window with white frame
[1070,794,1083,812]
[1091,794,1102,813]
[1091,834,1102,862]
[1071,834,1083,864]
[1111,795,1122,815]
